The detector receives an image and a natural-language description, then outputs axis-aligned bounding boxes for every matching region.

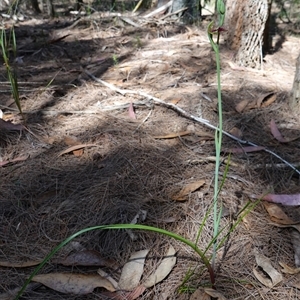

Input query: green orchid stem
[16,224,215,299]
[208,1,225,269]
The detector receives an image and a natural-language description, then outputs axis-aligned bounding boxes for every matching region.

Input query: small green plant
[112,53,119,65]
[0,27,23,118]
[134,35,142,48]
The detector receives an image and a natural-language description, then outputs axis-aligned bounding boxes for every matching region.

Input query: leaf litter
[0,7,300,300]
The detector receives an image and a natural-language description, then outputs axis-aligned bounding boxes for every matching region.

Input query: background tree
[290,53,300,113]
[224,0,270,69]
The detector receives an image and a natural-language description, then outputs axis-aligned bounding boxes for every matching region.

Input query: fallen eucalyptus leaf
[143,245,176,288]
[263,202,297,225]
[56,250,119,269]
[172,180,205,201]
[204,288,227,299]
[279,262,300,274]
[118,249,149,291]
[253,249,283,288]
[32,273,116,294]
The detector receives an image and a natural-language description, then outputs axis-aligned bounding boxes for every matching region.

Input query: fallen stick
[84,70,300,176]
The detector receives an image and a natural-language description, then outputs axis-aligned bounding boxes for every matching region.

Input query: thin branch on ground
[84,70,300,175]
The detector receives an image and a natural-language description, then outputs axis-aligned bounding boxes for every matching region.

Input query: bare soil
[1,8,300,300]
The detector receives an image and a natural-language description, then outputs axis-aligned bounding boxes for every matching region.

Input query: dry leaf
[143,245,176,288]
[168,98,181,104]
[0,260,42,268]
[263,202,297,225]
[64,136,80,146]
[279,262,300,274]
[262,193,300,206]
[190,288,211,300]
[118,249,149,291]
[257,92,277,107]
[235,100,250,113]
[0,155,29,167]
[269,222,300,233]
[270,119,298,143]
[153,131,192,139]
[172,180,205,201]
[57,144,97,157]
[32,273,116,294]
[204,288,227,299]
[128,102,136,119]
[270,119,287,143]
[56,250,119,269]
[0,119,23,131]
[253,249,283,288]
[229,127,243,139]
[73,149,84,157]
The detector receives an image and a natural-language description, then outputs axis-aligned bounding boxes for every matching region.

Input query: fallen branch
[84,70,300,176]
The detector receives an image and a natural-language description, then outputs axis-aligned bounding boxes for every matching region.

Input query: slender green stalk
[0,27,23,117]
[207,0,226,269]
[16,224,215,299]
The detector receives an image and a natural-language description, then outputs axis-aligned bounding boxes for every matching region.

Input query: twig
[84,70,300,176]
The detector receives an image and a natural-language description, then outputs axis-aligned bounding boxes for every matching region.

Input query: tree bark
[171,0,201,23]
[290,53,300,113]
[224,0,270,69]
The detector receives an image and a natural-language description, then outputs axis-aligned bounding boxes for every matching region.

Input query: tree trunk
[171,0,201,23]
[290,53,300,113]
[224,0,270,69]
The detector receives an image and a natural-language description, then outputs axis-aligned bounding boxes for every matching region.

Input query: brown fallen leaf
[257,92,277,108]
[57,144,97,157]
[263,202,297,225]
[55,250,119,269]
[73,149,84,157]
[153,131,192,139]
[64,136,80,146]
[118,249,149,291]
[270,119,299,143]
[190,288,210,300]
[32,273,116,294]
[279,262,300,274]
[253,249,283,288]
[204,288,227,299]
[172,180,205,201]
[0,260,42,268]
[168,98,181,104]
[143,245,176,288]
[0,155,29,167]
[0,119,23,131]
[235,99,250,113]
[269,222,300,233]
[229,127,243,139]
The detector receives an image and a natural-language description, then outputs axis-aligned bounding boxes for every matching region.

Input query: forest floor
[1,5,300,300]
